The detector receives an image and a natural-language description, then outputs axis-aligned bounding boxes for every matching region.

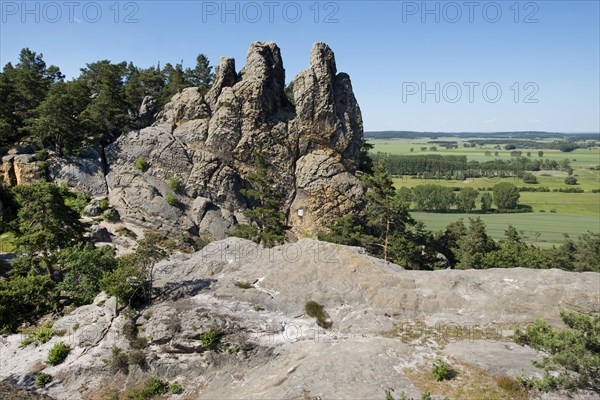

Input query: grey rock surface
[104,42,364,239]
[3,238,596,399]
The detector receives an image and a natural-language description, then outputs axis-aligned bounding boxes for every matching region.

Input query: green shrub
[431,359,456,381]
[199,328,220,348]
[20,322,59,348]
[102,208,120,222]
[128,350,146,367]
[107,346,129,373]
[514,308,600,391]
[522,173,538,184]
[165,193,179,206]
[135,157,148,172]
[168,177,182,192]
[143,378,169,396]
[564,176,578,185]
[99,199,110,211]
[305,300,332,329]
[47,342,70,365]
[35,372,52,387]
[168,383,183,394]
[235,281,253,289]
[116,227,137,239]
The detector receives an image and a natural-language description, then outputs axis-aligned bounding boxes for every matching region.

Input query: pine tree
[232,154,288,247]
[362,161,413,262]
[185,54,214,94]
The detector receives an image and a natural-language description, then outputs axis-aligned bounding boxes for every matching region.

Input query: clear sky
[1,0,599,132]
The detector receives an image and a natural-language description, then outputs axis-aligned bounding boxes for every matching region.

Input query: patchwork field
[369,137,600,246]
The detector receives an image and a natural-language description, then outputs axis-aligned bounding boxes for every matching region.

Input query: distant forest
[365,131,599,141]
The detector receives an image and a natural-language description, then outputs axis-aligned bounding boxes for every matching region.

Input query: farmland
[369,135,600,245]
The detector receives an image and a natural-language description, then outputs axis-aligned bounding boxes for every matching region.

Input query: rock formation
[104,42,364,239]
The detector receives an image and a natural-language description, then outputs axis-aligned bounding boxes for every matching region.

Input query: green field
[412,212,598,247]
[370,138,600,167]
[369,137,600,245]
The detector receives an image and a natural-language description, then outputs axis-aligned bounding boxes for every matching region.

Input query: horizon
[1,1,599,132]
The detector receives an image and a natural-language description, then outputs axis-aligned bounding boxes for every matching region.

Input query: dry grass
[403,358,527,400]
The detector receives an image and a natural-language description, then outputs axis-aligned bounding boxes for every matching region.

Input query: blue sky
[1,0,599,132]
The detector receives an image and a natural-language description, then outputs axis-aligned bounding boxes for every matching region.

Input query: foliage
[165,193,179,207]
[456,187,479,212]
[305,300,332,329]
[199,328,220,348]
[168,383,183,394]
[431,359,456,381]
[317,213,364,247]
[19,322,59,348]
[12,183,85,278]
[521,173,538,184]
[232,153,288,247]
[454,217,497,269]
[564,176,578,185]
[47,342,70,365]
[168,176,182,192]
[102,208,120,222]
[99,199,110,211]
[107,346,129,373]
[56,243,116,306]
[135,156,148,172]
[411,184,456,212]
[234,281,253,289]
[34,372,52,388]
[100,255,145,307]
[0,274,56,332]
[493,182,520,210]
[514,309,600,391]
[480,192,492,212]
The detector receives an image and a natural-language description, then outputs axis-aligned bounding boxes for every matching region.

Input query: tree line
[318,160,598,272]
[370,153,572,179]
[0,48,215,156]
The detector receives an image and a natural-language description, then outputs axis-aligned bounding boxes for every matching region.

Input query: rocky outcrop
[1,154,44,187]
[2,238,598,399]
[47,147,108,197]
[105,42,364,239]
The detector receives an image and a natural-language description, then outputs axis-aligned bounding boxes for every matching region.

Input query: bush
[128,350,146,367]
[305,300,332,329]
[135,156,148,171]
[34,372,52,388]
[100,256,144,307]
[142,378,169,396]
[99,199,110,211]
[235,281,253,289]
[107,346,129,373]
[168,176,182,192]
[102,208,120,222]
[165,193,179,207]
[47,342,70,366]
[20,322,59,348]
[564,176,578,185]
[431,359,456,381]
[199,328,220,348]
[168,383,183,394]
[521,173,538,184]
[514,309,600,391]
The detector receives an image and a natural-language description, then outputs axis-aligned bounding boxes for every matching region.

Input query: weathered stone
[48,147,108,196]
[103,42,364,239]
